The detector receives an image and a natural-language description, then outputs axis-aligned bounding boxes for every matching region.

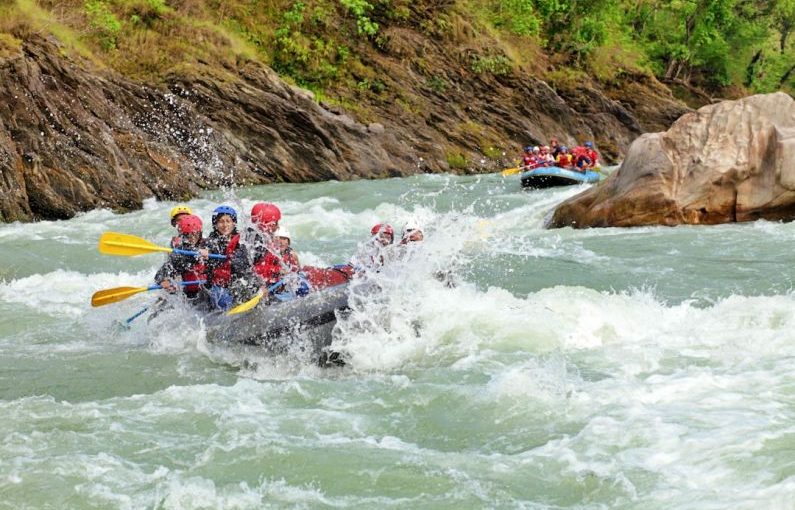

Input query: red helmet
[177,214,203,234]
[371,223,394,236]
[251,202,281,225]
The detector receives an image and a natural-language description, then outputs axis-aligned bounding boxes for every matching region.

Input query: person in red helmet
[250,202,281,234]
[244,202,286,287]
[371,223,394,246]
[350,222,395,272]
[154,214,207,301]
[169,204,193,249]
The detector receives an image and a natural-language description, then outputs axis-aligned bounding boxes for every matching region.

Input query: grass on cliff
[1,0,792,122]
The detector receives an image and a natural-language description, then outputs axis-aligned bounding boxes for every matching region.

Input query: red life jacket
[182,260,206,294]
[253,250,282,285]
[210,234,240,287]
[557,153,574,167]
[301,265,353,290]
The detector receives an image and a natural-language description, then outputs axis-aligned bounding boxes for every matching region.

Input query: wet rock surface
[548,93,795,228]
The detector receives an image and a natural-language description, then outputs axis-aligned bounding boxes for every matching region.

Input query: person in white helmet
[271,225,311,298]
[273,225,300,275]
[400,219,424,244]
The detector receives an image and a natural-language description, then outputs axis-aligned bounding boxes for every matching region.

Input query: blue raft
[520,166,602,188]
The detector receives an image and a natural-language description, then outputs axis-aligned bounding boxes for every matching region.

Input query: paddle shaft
[125,307,149,324]
[122,279,206,323]
[152,279,206,291]
[225,279,286,315]
[173,248,226,259]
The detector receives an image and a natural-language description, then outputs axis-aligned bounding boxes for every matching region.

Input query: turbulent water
[1,173,794,509]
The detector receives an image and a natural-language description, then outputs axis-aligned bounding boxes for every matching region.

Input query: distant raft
[520,166,602,188]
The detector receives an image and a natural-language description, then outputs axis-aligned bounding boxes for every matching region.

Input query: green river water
[1,173,794,508]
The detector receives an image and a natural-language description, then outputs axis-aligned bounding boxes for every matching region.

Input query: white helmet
[403,218,422,235]
[274,226,291,240]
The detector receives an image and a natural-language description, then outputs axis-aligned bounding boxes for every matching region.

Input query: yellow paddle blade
[500,167,521,176]
[91,286,149,307]
[99,232,173,257]
[227,290,264,316]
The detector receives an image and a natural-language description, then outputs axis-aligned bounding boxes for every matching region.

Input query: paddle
[226,279,286,316]
[91,280,206,307]
[500,165,524,176]
[501,161,551,176]
[98,232,226,259]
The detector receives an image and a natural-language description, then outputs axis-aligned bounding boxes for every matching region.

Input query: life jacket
[301,265,354,290]
[575,152,592,168]
[253,250,282,285]
[281,247,300,272]
[210,234,240,287]
[556,153,574,167]
[585,148,598,165]
[182,259,206,295]
[522,155,534,167]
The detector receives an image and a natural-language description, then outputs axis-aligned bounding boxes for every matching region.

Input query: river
[1,173,794,508]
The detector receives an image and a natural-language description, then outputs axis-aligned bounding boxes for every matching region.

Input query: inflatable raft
[204,265,370,364]
[520,166,601,188]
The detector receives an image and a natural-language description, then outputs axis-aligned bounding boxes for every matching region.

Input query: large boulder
[548,92,795,228]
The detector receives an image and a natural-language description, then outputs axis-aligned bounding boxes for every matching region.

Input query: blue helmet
[212,205,237,225]
[560,146,569,152]
[524,146,533,152]
[584,141,593,148]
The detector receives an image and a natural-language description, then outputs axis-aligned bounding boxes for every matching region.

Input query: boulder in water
[548,92,795,228]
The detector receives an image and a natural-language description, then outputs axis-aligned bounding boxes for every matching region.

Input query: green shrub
[488,0,540,36]
[446,151,468,169]
[121,0,169,28]
[84,0,121,49]
[427,75,447,92]
[340,0,378,36]
[482,144,503,159]
[470,54,512,75]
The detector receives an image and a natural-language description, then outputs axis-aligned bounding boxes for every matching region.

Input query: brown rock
[0,37,419,222]
[0,31,690,223]
[548,93,795,228]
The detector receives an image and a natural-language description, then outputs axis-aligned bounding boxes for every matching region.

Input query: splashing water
[1,173,794,508]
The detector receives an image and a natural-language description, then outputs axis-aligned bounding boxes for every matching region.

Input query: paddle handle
[125,307,149,325]
[172,249,226,259]
[149,280,206,291]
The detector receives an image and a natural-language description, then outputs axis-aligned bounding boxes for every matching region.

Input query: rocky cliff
[548,93,795,228]
[0,33,688,222]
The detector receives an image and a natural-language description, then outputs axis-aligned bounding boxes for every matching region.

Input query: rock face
[548,93,795,228]
[0,35,689,223]
[0,37,418,222]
